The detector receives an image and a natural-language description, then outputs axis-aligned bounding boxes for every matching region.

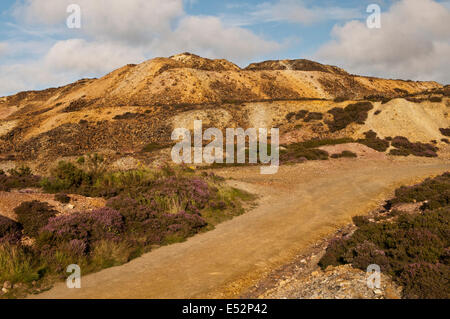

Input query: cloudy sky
[0,0,449,96]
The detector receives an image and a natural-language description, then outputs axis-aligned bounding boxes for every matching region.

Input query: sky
[0,0,449,96]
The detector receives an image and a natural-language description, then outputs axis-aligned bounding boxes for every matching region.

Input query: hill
[0,53,448,171]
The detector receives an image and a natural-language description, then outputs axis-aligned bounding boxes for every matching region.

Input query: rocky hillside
[0,53,448,171]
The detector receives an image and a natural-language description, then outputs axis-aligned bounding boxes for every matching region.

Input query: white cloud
[1,0,280,96]
[153,16,280,61]
[315,0,450,83]
[13,0,184,44]
[44,39,146,75]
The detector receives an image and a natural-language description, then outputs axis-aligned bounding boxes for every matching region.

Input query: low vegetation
[54,193,70,204]
[141,142,170,153]
[14,201,57,238]
[390,136,438,157]
[326,102,373,132]
[357,131,390,152]
[0,166,41,192]
[319,172,450,299]
[439,128,450,137]
[304,112,323,122]
[331,151,357,159]
[0,159,254,298]
[280,138,354,163]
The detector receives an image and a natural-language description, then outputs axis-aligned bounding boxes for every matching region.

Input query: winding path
[33,157,449,299]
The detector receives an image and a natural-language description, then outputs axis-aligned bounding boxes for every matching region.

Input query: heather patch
[0,162,253,297]
[390,136,438,157]
[319,172,450,298]
[0,166,41,192]
[326,102,373,132]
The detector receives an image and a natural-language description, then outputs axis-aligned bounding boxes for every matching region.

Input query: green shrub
[8,165,32,177]
[14,201,57,237]
[42,161,88,193]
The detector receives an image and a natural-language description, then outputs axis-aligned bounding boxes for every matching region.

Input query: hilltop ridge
[0,53,448,169]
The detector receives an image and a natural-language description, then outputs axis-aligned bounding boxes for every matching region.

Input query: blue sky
[0,0,449,96]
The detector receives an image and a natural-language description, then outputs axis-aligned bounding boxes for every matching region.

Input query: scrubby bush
[280,138,359,163]
[0,216,23,244]
[391,136,438,157]
[54,193,70,204]
[389,148,410,156]
[399,262,450,299]
[331,151,357,159]
[429,96,443,103]
[42,155,106,195]
[142,176,211,214]
[327,102,373,132]
[0,166,41,192]
[14,201,57,237]
[8,165,32,177]
[39,207,124,247]
[295,110,309,120]
[357,131,390,152]
[364,95,386,102]
[285,112,296,121]
[439,128,450,137]
[352,215,369,227]
[41,161,88,193]
[333,96,350,102]
[304,112,323,122]
[391,172,449,209]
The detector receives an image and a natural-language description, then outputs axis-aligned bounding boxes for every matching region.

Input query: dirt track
[33,157,449,299]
